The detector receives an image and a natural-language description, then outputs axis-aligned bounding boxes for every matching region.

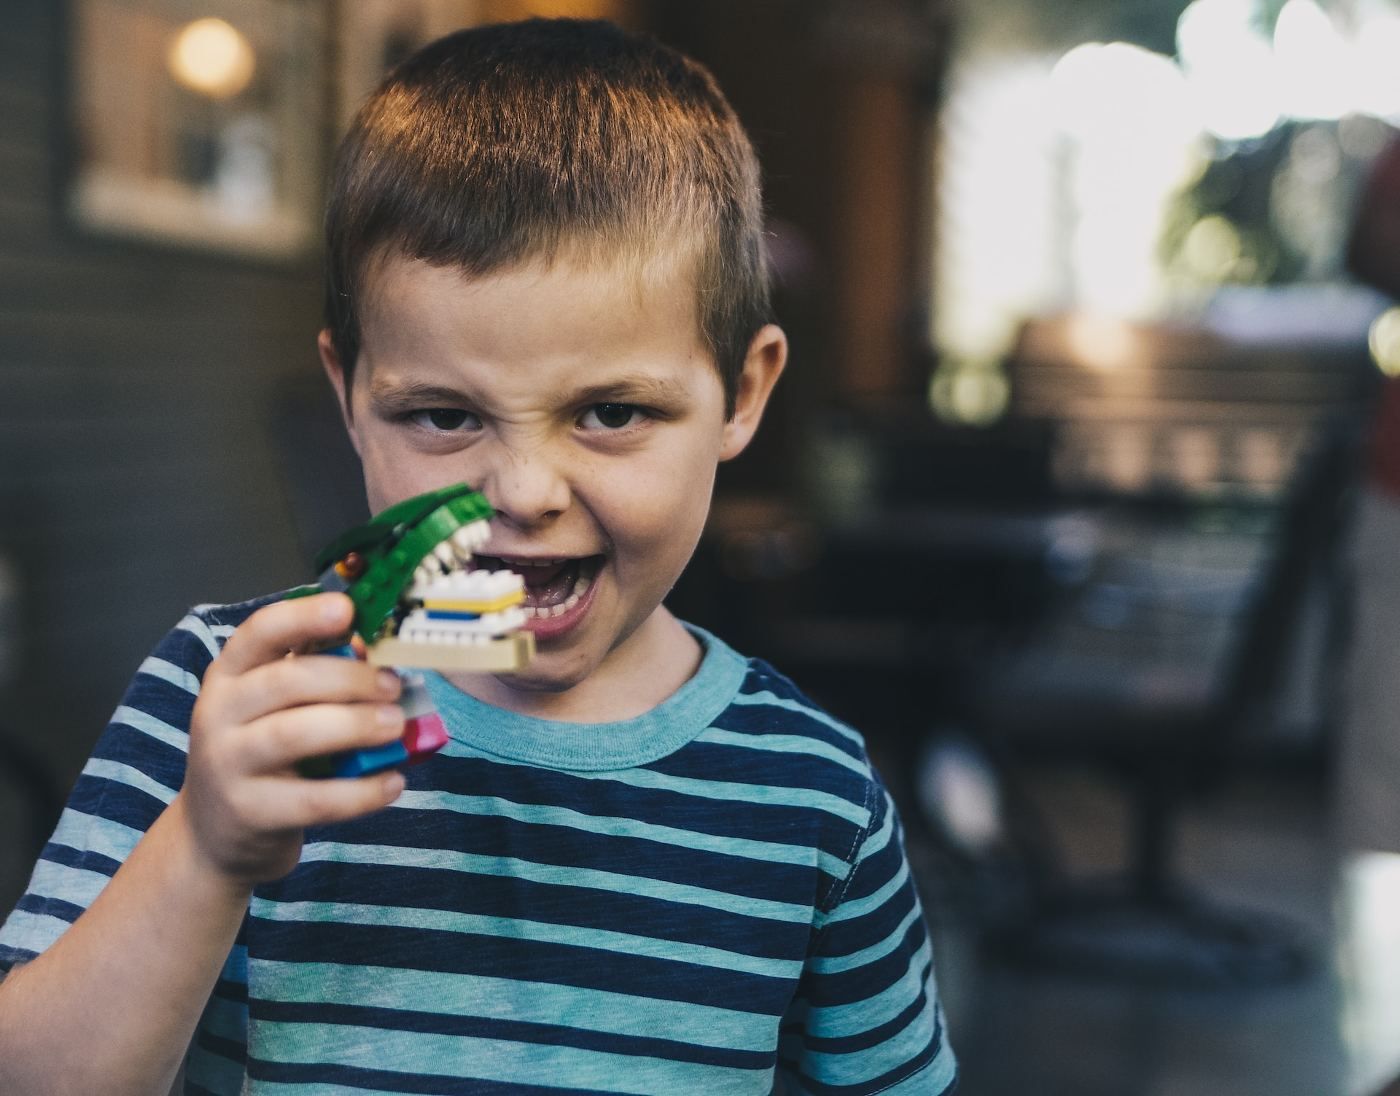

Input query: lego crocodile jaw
[410,519,491,587]
[384,528,534,669]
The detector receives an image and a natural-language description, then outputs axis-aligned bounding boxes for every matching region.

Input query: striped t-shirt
[0,595,958,1095]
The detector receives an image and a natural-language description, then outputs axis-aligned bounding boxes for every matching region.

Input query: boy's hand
[175,593,407,888]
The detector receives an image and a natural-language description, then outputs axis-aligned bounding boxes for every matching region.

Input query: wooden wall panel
[0,1,334,796]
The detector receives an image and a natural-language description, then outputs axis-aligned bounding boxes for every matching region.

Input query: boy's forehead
[352,244,720,393]
[360,235,702,308]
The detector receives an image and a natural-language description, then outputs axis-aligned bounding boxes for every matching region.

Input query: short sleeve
[0,609,220,972]
[778,786,959,1095]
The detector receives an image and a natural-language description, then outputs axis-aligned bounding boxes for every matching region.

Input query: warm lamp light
[167,17,255,99]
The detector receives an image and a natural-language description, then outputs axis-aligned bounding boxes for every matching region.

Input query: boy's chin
[447,604,677,713]
[466,642,608,698]
[487,662,589,695]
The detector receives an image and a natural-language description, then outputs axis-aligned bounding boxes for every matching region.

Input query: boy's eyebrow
[367,380,471,411]
[368,374,694,409]
[568,375,692,405]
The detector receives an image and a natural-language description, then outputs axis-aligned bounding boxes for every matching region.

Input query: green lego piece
[291,483,495,645]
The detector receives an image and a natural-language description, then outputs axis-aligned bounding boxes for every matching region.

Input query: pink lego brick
[403,711,448,762]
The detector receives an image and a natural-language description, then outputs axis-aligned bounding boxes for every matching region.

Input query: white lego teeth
[409,568,525,600]
[397,606,527,643]
[415,522,494,582]
[450,528,477,564]
[452,522,490,555]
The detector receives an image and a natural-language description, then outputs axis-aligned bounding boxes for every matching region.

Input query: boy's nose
[477,449,571,530]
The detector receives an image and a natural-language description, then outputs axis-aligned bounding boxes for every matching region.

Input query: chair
[964,419,1363,986]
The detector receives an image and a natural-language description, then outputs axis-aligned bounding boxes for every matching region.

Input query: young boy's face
[320,251,784,713]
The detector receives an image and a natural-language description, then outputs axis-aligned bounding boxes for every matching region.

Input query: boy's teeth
[520,585,585,619]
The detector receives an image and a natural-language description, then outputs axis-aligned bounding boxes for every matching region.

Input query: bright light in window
[1050,42,1201,315]
[1048,42,1106,133]
[1275,0,1354,121]
[167,18,256,100]
[1177,0,1265,71]
[931,0,1395,414]
[933,57,1059,362]
[1352,11,1400,120]
[1051,41,1198,149]
[1176,0,1281,141]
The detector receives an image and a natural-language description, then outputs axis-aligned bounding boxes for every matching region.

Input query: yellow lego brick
[418,590,525,614]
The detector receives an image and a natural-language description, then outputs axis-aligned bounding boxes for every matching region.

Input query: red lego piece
[403,711,448,762]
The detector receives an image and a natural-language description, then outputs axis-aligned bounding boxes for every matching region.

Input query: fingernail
[376,670,401,698]
[376,705,403,729]
[322,596,347,623]
[383,771,406,799]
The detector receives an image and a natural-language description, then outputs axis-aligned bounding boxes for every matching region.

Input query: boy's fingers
[256,770,406,831]
[215,655,400,728]
[244,702,404,774]
[215,594,354,677]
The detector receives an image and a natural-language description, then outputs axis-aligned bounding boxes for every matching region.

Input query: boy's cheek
[357,438,439,497]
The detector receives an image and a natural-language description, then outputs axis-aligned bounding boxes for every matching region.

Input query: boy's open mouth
[476,555,603,620]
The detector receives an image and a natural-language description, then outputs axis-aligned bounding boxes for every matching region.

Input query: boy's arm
[779,786,959,1095]
[0,594,407,1096]
[0,796,255,1094]
[4,963,187,1096]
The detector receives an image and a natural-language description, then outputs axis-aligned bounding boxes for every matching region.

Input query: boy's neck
[443,607,703,723]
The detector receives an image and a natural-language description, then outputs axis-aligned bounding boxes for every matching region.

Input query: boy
[0,19,956,1095]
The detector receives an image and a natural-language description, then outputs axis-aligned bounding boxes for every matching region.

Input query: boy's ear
[318,328,362,457]
[719,324,787,462]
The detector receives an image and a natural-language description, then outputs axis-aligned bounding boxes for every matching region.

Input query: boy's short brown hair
[324,18,771,418]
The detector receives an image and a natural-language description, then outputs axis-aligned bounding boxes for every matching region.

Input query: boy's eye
[410,408,481,432]
[579,403,643,430]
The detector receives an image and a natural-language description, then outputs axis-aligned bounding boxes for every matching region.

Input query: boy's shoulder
[726,650,869,754]
[191,589,294,633]
[700,629,885,809]
[145,590,298,674]
[699,639,900,913]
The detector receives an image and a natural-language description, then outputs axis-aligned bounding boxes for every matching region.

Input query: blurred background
[4,0,1400,1092]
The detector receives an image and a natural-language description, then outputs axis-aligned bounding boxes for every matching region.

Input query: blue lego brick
[330,740,410,778]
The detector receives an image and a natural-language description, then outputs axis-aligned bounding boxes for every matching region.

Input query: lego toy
[289,483,534,778]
